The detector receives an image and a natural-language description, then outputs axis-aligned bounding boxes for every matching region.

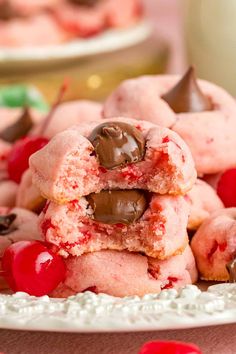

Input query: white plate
[0,283,235,333]
[0,21,151,64]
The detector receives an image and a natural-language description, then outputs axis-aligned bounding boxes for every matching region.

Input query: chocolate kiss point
[162,66,213,113]
[0,214,17,236]
[0,108,33,143]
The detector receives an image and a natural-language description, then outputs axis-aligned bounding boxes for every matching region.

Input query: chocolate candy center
[226,257,236,283]
[69,0,100,6]
[0,108,33,143]
[88,122,145,169]
[0,213,17,235]
[86,189,148,225]
[162,66,213,113]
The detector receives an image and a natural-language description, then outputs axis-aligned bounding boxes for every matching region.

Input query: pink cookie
[31,100,102,139]
[0,14,68,47]
[0,107,45,140]
[54,0,141,38]
[16,169,45,213]
[40,194,189,259]
[52,246,198,298]
[0,180,18,207]
[30,118,196,203]
[104,74,236,175]
[187,179,224,230]
[0,206,40,258]
[191,208,236,281]
[11,0,58,15]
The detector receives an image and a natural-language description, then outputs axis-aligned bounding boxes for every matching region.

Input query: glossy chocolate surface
[87,189,148,225]
[89,122,145,169]
[162,66,213,113]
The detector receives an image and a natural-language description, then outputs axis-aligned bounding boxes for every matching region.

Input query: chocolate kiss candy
[0,108,33,143]
[0,1,16,21]
[89,122,145,169]
[87,190,148,225]
[0,214,17,235]
[162,66,213,113]
[226,257,236,283]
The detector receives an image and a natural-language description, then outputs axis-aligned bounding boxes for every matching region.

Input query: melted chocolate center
[88,122,145,169]
[226,257,236,283]
[86,189,148,225]
[0,108,33,143]
[162,66,213,113]
[0,213,17,235]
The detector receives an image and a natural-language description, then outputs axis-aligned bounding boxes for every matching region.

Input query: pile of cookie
[0,67,236,297]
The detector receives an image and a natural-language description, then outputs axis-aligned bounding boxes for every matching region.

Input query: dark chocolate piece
[0,213,17,235]
[89,122,145,169]
[0,1,17,20]
[162,66,213,113]
[69,0,99,6]
[87,189,148,225]
[0,107,33,143]
[226,258,236,283]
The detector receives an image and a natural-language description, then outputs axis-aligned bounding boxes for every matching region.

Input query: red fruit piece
[2,240,66,296]
[139,341,202,354]
[217,168,236,207]
[7,136,49,183]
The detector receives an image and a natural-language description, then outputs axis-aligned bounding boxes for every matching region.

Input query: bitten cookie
[40,194,189,259]
[30,118,196,203]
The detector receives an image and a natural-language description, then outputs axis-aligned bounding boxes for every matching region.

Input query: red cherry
[217,168,236,207]
[139,341,202,354]
[2,240,66,296]
[7,136,49,183]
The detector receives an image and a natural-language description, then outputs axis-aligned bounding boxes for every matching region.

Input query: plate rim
[0,283,235,333]
[0,21,151,63]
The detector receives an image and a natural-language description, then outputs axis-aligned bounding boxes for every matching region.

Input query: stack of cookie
[30,117,198,297]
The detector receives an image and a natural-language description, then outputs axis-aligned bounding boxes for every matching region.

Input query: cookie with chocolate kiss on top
[104,67,236,175]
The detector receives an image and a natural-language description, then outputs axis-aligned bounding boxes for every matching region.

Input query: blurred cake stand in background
[0,21,168,102]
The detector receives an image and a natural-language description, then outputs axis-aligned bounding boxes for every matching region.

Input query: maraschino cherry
[139,341,202,354]
[217,168,236,207]
[7,81,68,183]
[2,240,66,296]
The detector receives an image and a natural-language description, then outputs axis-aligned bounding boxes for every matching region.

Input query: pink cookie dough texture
[11,0,58,15]
[0,14,68,47]
[31,100,102,139]
[52,246,198,298]
[30,118,196,203]
[103,75,236,175]
[54,0,141,38]
[0,180,18,207]
[187,179,224,230]
[191,208,236,281]
[40,194,189,259]
[0,207,40,258]
[16,169,45,212]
